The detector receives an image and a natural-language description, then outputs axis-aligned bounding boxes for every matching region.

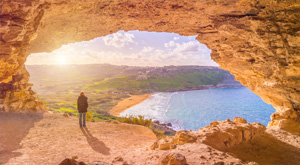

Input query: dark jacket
[77,95,88,113]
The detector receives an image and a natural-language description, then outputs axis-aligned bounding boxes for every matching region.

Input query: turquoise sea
[120,87,276,131]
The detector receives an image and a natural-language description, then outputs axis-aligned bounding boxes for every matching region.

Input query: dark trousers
[79,112,86,127]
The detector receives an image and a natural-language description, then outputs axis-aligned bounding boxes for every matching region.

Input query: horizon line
[25,63,220,68]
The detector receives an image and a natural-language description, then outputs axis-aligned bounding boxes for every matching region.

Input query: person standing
[77,92,88,127]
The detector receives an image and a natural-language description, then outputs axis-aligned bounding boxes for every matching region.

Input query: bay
[120,87,276,131]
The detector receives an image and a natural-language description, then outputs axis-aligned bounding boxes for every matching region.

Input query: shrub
[152,129,165,138]
[117,115,172,137]
[137,115,145,125]
[116,115,152,127]
[132,117,139,125]
[86,112,93,121]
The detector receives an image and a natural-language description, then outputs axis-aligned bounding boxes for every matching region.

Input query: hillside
[84,66,243,94]
[26,64,242,94]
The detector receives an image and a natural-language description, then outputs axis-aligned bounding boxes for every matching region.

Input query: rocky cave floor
[0,111,300,165]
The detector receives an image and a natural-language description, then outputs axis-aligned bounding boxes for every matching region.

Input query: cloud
[188,36,196,40]
[25,31,218,67]
[140,47,217,66]
[173,41,200,53]
[141,46,154,53]
[164,41,176,48]
[102,32,136,48]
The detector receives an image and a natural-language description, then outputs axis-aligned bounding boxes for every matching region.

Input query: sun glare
[57,56,67,65]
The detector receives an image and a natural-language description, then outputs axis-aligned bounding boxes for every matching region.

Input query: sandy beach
[109,94,152,116]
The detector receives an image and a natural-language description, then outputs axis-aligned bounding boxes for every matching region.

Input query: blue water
[120,88,276,131]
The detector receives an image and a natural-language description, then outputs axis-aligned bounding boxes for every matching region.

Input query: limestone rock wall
[196,1,300,132]
[0,0,299,132]
[0,0,47,111]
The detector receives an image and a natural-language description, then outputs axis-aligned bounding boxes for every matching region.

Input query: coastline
[109,94,152,116]
[109,86,244,117]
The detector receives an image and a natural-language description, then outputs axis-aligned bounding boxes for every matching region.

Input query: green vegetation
[85,71,227,94]
[86,112,93,121]
[151,129,165,138]
[116,115,171,137]
[117,115,152,127]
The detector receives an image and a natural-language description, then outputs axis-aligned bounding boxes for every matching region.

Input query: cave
[0,0,299,133]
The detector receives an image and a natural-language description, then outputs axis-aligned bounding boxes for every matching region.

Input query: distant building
[136,74,148,80]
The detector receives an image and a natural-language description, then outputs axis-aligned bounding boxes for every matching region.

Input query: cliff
[0,0,299,132]
[217,71,243,88]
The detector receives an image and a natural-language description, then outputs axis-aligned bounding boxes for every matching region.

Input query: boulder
[169,153,187,165]
[153,120,160,124]
[150,141,159,150]
[213,161,225,165]
[159,142,171,150]
[209,121,220,127]
[151,136,176,150]
[71,156,78,160]
[122,161,129,165]
[112,156,124,163]
[173,131,197,145]
[170,144,177,149]
[202,119,266,150]
[233,117,247,124]
[59,158,86,165]
[159,152,174,165]
[63,112,70,118]
[159,152,187,165]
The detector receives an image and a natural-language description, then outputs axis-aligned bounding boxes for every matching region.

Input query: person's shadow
[80,127,110,155]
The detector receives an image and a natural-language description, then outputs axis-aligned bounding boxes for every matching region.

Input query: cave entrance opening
[25,30,275,131]
[1,0,299,134]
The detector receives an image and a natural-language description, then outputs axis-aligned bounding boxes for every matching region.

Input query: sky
[25,30,218,67]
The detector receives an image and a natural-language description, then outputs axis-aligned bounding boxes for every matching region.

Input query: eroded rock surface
[159,152,187,165]
[200,118,266,150]
[59,158,87,165]
[150,118,266,151]
[0,0,299,132]
[149,118,300,164]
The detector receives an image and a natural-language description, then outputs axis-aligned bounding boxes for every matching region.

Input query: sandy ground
[0,112,44,164]
[109,94,152,116]
[0,111,156,165]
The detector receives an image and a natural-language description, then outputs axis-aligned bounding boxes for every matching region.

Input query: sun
[57,56,67,65]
